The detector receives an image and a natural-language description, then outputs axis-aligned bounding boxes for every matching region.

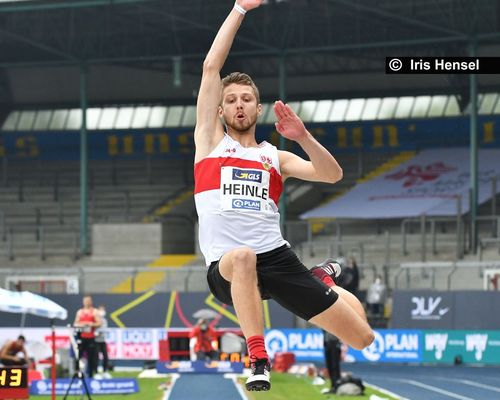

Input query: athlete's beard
[226,113,258,133]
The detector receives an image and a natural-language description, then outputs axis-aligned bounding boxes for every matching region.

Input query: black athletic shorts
[206,244,339,321]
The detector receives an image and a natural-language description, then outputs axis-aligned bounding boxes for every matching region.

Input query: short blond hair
[221,72,260,104]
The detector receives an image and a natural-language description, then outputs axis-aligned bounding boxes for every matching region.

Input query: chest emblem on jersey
[260,155,273,171]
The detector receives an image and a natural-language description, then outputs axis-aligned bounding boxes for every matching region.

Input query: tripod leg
[63,372,79,400]
[80,374,93,400]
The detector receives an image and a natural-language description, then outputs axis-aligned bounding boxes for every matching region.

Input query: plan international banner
[301,148,500,219]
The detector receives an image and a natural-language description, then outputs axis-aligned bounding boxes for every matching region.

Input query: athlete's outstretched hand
[273,100,308,142]
[237,0,264,12]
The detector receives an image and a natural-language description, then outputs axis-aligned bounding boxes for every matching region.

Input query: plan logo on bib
[232,199,260,211]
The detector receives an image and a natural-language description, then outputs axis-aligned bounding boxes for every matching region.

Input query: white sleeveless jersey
[194,134,288,265]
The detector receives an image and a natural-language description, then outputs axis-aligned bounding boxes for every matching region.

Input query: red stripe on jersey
[194,157,283,204]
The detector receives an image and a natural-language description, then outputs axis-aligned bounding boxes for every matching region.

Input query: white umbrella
[0,288,67,320]
[192,308,219,320]
[0,287,67,400]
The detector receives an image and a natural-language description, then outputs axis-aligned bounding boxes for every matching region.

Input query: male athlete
[74,295,102,377]
[0,335,29,366]
[194,0,374,391]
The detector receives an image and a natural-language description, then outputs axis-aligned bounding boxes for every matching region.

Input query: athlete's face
[83,296,93,308]
[219,84,262,133]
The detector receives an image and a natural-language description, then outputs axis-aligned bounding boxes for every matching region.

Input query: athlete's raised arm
[274,100,343,183]
[194,0,263,163]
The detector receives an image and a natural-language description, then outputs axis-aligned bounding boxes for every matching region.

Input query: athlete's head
[219,72,262,133]
[83,295,93,308]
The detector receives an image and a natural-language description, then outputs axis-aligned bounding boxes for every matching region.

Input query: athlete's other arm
[0,341,14,361]
[194,0,263,163]
[73,309,83,327]
[274,100,343,183]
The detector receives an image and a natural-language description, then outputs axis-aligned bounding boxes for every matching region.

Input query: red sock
[247,335,269,362]
[311,267,336,287]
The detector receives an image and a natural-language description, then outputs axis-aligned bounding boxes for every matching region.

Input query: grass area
[242,372,399,400]
[32,372,168,400]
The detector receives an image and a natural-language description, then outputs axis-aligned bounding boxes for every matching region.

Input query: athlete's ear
[218,105,224,118]
[257,103,263,116]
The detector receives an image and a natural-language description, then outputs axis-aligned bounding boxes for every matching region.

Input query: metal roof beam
[136,3,279,53]
[2,32,500,69]
[0,28,78,62]
[0,0,155,13]
[328,0,466,38]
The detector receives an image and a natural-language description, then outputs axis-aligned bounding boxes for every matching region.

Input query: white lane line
[163,373,180,400]
[364,381,411,400]
[435,376,500,394]
[461,379,500,393]
[401,379,476,400]
[224,373,248,400]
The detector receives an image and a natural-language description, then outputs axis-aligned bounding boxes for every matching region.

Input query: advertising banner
[0,327,166,361]
[302,148,500,219]
[423,330,500,364]
[345,330,422,363]
[30,378,139,395]
[392,291,500,329]
[391,291,454,329]
[264,329,325,362]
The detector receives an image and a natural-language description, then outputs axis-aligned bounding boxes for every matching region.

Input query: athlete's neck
[227,129,259,148]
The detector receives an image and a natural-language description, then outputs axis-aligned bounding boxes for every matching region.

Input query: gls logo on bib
[232,168,262,183]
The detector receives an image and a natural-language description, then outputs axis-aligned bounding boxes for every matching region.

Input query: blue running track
[166,374,246,400]
[345,363,500,400]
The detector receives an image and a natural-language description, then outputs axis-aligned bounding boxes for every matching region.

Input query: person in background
[366,275,387,317]
[74,295,101,377]
[95,305,111,379]
[0,335,28,366]
[322,330,342,395]
[336,256,360,297]
[189,319,219,361]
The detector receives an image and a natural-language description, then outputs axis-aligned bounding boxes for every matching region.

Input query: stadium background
[0,0,500,399]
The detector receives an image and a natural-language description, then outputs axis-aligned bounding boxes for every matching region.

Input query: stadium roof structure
[0,0,499,110]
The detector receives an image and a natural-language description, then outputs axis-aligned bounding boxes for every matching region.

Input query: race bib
[220,166,272,213]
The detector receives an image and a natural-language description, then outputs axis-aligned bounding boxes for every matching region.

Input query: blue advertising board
[345,329,422,363]
[30,378,139,396]
[265,329,423,363]
[265,329,325,362]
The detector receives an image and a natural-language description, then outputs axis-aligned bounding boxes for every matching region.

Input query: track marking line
[401,379,476,400]
[460,379,500,393]
[224,373,248,400]
[163,373,180,400]
[364,381,411,400]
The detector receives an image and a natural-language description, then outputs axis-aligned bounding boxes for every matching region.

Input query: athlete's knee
[351,328,375,350]
[231,247,257,275]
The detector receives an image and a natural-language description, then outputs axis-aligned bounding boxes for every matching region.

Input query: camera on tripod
[71,325,92,341]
